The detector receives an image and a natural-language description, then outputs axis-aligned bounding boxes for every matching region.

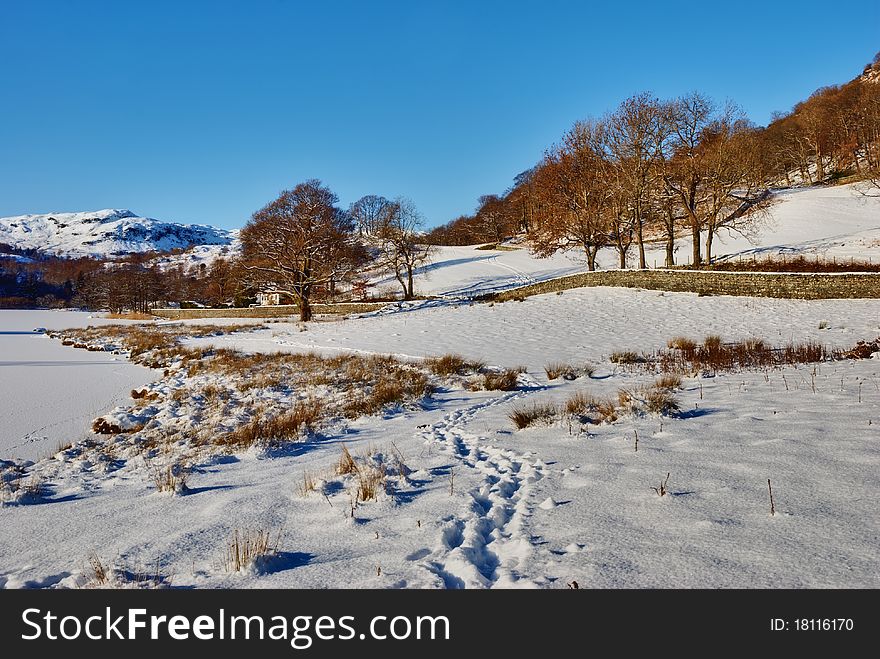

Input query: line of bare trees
[0,250,244,312]
[759,54,880,186]
[426,54,880,267]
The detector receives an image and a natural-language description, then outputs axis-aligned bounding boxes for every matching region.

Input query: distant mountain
[0,209,234,259]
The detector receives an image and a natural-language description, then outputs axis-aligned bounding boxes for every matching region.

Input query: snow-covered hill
[706,183,880,263]
[150,237,241,271]
[0,209,234,259]
[376,183,880,298]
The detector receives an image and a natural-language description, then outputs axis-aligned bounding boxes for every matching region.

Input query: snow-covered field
[1,182,879,589]
[0,310,156,461]
[1,290,878,589]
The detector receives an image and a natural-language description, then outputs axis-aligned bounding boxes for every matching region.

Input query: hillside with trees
[425,54,880,268]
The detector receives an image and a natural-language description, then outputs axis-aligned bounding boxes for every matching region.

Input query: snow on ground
[0,311,157,461]
[1,290,879,589]
[371,245,586,298]
[371,184,880,298]
[2,184,880,589]
[706,184,880,264]
[189,288,880,370]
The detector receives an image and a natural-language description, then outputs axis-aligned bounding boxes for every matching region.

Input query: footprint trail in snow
[418,392,546,588]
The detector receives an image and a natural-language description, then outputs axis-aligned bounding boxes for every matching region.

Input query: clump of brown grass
[703,334,723,353]
[610,351,643,365]
[151,463,188,494]
[563,390,619,423]
[219,401,323,449]
[617,385,680,417]
[335,444,358,476]
[223,528,280,572]
[126,329,173,358]
[783,341,827,364]
[655,373,683,390]
[643,387,680,415]
[482,369,520,391]
[426,354,486,376]
[355,464,386,502]
[563,390,596,416]
[667,336,697,352]
[297,470,318,497]
[199,384,227,403]
[343,375,430,418]
[593,399,619,423]
[545,362,594,380]
[509,401,558,429]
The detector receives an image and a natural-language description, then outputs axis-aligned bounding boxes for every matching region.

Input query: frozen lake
[0,310,155,461]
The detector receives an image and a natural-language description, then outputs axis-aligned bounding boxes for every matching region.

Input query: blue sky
[1,1,878,229]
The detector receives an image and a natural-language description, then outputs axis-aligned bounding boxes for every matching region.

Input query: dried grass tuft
[509,401,558,429]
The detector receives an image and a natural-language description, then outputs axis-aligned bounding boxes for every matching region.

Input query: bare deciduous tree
[605,92,666,269]
[240,180,361,321]
[664,96,769,264]
[375,198,433,300]
[349,195,394,236]
[530,120,611,271]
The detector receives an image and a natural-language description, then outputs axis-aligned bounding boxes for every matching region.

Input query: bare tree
[349,195,394,236]
[201,257,238,306]
[375,198,433,300]
[794,88,839,183]
[860,79,880,189]
[508,168,538,234]
[605,92,666,269]
[474,194,516,245]
[530,120,611,271]
[663,92,714,266]
[240,180,361,321]
[664,96,769,264]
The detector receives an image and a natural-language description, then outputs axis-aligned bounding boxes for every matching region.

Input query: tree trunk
[299,296,312,322]
[586,246,596,271]
[406,266,414,300]
[395,268,407,299]
[691,222,702,268]
[665,233,675,268]
[663,204,676,268]
[635,219,646,269]
[705,229,714,266]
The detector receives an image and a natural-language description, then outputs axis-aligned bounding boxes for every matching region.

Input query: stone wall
[488,269,880,301]
[151,302,391,320]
